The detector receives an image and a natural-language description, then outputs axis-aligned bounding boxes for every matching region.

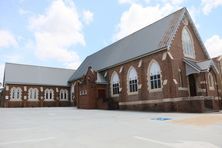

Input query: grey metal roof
[184,58,219,75]
[69,8,186,82]
[4,63,75,86]
[96,73,108,84]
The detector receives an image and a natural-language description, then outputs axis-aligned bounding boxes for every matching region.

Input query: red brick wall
[2,84,70,107]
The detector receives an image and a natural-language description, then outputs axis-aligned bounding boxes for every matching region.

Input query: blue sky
[0,0,222,84]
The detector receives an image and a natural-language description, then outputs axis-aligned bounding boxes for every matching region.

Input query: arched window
[148,61,162,90]
[10,87,22,100]
[111,71,120,96]
[28,88,38,100]
[70,83,75,102]
[44,89,54,100]
[127,66,138,93]
[208,73,214,90]
[60,89,68,100]
[182,27,195,58]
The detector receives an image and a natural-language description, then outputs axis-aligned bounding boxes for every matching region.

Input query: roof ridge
[5,62,75,71]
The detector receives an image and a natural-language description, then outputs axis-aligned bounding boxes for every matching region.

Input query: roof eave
[4,82,70,87]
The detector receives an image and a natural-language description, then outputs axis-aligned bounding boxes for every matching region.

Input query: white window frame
[147,60,162,92]
[44,88,54,101]
[110,71,120,97]
[127,66,138,95]
[28,88,39,101]
[10,87,22,101]
[182,27,195,59]
[60,89,69,101]
[208,72,215,90]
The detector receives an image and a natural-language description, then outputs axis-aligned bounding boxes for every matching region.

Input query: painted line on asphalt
[134,136,220,148]
[134,136,170,146]
[0,137,56,145]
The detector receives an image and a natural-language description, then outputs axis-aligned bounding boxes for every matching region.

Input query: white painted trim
[162,52,167,61]
[200,81,207,84]
[28,88,39,101]
[182,26,196,59]
[119,96,216,106]
[6,86,9,91]
[24,86,27,91]
[147,59,163,91]
[119,66,123,73]
[173,79,178,85]
[138,84,142,89]
[197,88,206,93]
[167,52,174,60]
[104,72,107,77]
[208,72,215,90]
[44,88,54,101]
[138,60,142,68]
[149,88,162,93]
[127,66,138,95]
[163,80,168,85]
[110,71,120,97]
[10,87,22,101]
[60,89,69,101]
[178,87,188,91]
[128,91,138,96]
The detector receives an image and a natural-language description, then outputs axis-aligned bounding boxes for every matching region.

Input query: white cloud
[201,0,222,15]
[19,8,31,16]
[118,0,138,4]
[205,35,222,57]
[29,0,85,69]
[83,10,94,25]
[114,3,176,40]
[0,30,18,48]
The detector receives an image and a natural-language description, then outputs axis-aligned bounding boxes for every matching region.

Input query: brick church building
[1,7,222,112]
[1,63,74,107]
[68,7,222,112]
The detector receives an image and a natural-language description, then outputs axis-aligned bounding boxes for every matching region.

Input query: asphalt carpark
[0,107,221,148]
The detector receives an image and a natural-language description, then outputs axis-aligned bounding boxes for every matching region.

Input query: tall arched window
[208,72,214,90]
[111,71,120,96]
[127,66,138,93]
[10,87,22,100]
[182,27,195,58]
[148,60,162,90]
[60,89,68,100]
[44,89,54,100]
[28,88,38,100]
[70,83,75,102]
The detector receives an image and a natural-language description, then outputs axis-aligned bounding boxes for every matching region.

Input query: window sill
[111,94,120,97]
[9,99,22,101]
[209,87,215,91]
[44,99,54,101]
[127,91,138,96]
[149,88,162,93]
[178,87,188,91]
[28,99,39,101]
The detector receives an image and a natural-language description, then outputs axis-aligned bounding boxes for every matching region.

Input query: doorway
[188,74,197,96]
[98,89,106,100]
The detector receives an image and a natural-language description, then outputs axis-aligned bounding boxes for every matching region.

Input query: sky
[0,0,222,84]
